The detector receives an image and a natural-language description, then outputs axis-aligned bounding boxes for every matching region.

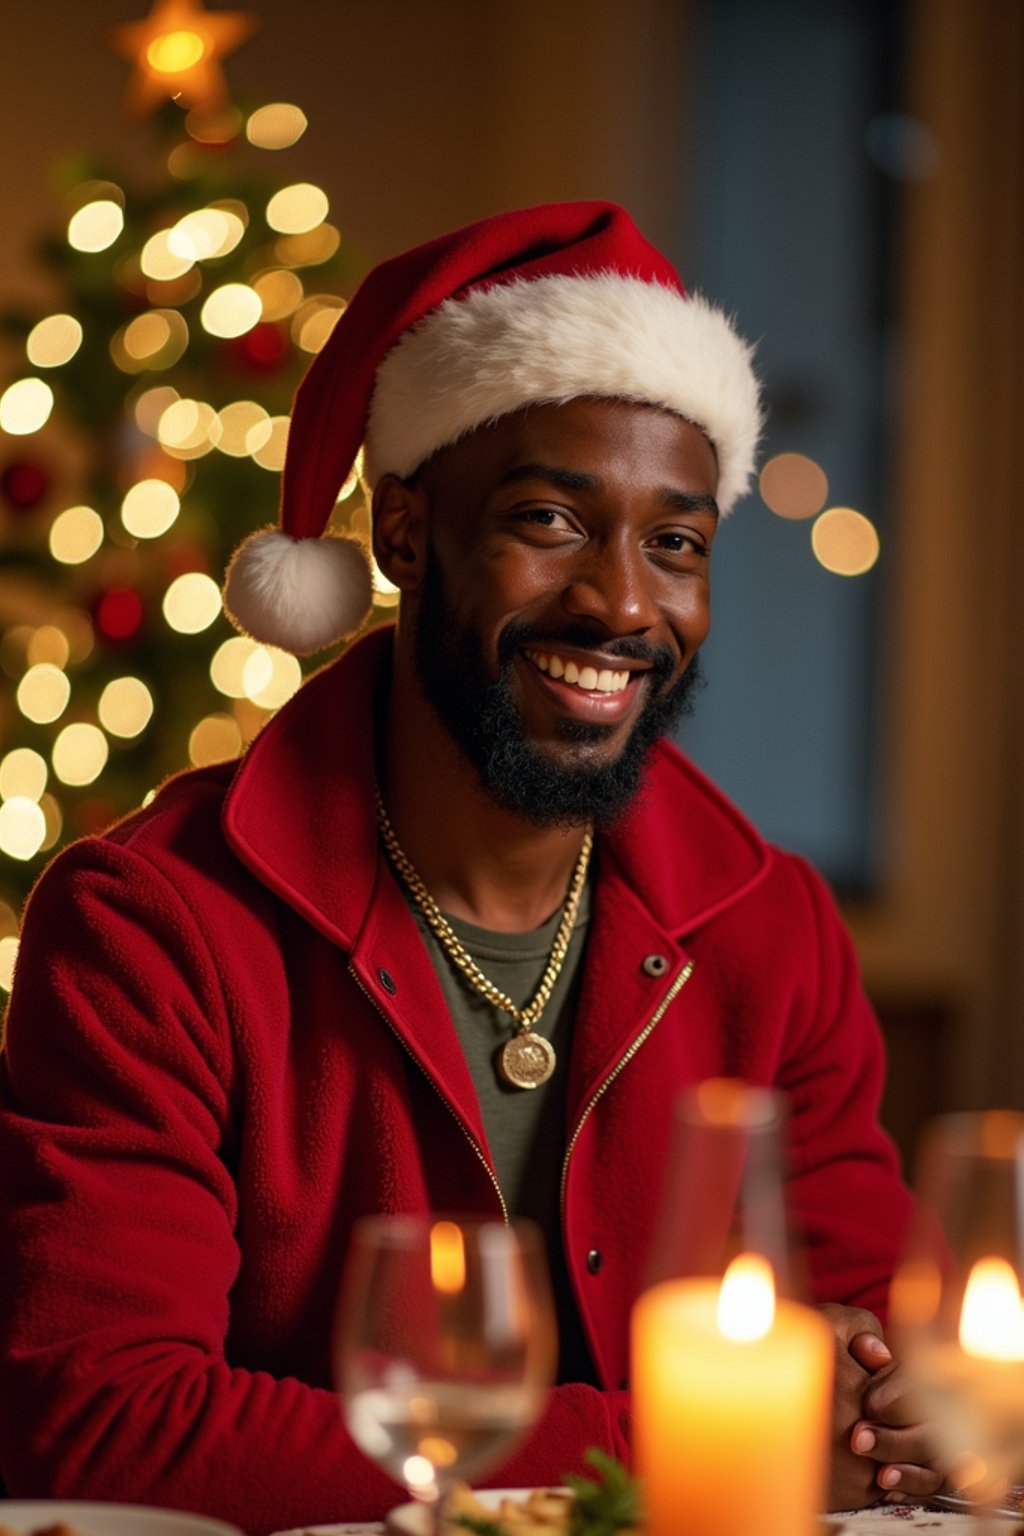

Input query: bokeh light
[163,572,222,633]
[252,268,304,320]
[293,296,345,353]
[0,798,47,861]
[0,935,18,991]
[169,208,230,260]
[98,676,155,738]
[141,228,194,281]
[111,310,189,374]
[158,398,220,458]
[210,635,259,697]
[244,646,302,710]
[26,626,71,669]
[27,314,84,368]
[336,449,364,503]
[248,414,290,470]
[215,400,269,457]
[189,713,243,766]
[121,478,181,539]
[124,310,170,359]
[0,378,54,435]
[68,200,124,253]
[135,386,180,436]
[95,588,144,644]
[49,504,104,565]
[39,793,63,852]
[17,664,70,724]
[0,748,48,802]
[274,225,340,268]
[246,103,308,149]
[52,723,109,787]
[811,507,881,576]
[759,453,830,521]
[266,183,329,235]
[147,29,205,72]
[200,283,262,338]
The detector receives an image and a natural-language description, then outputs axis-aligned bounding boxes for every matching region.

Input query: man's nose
[561,542,659,634]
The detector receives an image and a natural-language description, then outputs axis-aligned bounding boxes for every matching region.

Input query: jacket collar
[223,624,771,948]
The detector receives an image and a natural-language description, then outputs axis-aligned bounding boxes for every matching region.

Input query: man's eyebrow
[660,490,720,519]
[497,463,720,519]
[497,462,603,494]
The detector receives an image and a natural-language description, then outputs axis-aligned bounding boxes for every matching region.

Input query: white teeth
[525,650,631,695]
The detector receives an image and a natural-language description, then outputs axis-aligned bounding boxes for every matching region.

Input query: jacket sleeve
[774,856,914,1323]
[0,840,628,1533]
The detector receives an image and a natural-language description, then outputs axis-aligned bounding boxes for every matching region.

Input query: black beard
[411,548,704,828]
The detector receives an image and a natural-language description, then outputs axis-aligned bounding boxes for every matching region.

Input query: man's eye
[515,507,571,530]
[655,532,705,555]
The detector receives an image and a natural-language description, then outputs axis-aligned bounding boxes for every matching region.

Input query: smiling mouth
[523,648,634,695]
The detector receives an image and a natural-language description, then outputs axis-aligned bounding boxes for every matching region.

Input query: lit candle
[632,1254,833,1536]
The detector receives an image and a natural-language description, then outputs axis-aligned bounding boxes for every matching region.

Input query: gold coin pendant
[498,1031,556,1090]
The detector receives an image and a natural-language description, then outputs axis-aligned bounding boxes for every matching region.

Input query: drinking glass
[890,1111,1024,1519]
[336,1214,556,1530]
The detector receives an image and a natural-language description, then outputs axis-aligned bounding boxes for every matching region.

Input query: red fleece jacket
[0,627,911,1532]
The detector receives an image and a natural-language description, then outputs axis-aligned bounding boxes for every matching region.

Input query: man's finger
[849,1330,893,1372]
[877,1462,946,1500]
[851,1420,946,1476]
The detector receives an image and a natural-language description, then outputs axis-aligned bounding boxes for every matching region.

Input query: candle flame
[430,1220,466,1295]
[959,1257,1024,1360]
[717,1251,776,1341]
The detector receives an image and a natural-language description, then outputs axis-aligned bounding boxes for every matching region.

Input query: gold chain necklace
[374,782,593,1090]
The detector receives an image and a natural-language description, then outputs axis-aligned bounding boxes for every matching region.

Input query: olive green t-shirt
[406,882,599,1387]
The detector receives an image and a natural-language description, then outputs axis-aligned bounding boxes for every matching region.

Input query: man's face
[406,397,720,827]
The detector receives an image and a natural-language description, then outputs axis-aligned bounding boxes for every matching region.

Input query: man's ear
[371,473,430,592]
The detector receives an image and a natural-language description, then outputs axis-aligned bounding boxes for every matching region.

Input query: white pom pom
[223,529,374,654]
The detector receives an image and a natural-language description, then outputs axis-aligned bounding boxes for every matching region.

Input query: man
[0,203,939,1530]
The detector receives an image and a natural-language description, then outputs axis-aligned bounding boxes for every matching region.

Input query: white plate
[0,1502,244,1536]
[386,1488,571,1534]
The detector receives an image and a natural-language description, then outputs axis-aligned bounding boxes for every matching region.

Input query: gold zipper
[347,962,510,1223]
[560,960,694,1214]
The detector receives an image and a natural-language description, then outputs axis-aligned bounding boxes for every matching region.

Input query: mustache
[498,620,676,677]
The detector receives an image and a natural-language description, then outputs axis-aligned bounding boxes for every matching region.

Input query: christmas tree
[0,0,394,990]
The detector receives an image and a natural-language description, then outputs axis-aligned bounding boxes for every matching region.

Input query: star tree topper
[110,0,259,119]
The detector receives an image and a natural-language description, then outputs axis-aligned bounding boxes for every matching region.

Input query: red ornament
[1,459,50,511]
[94,587,145,645]
[227,322,289,373]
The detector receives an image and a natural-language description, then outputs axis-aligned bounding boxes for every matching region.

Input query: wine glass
[335,1214,556,1531]
[890,1111,1024,1520]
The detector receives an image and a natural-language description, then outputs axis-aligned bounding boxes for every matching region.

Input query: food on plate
[445,1484,576,1533]
[444,1447,644,1535]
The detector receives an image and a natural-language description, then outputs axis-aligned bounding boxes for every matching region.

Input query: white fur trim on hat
[223,528,374,655]
[364,273,762,513]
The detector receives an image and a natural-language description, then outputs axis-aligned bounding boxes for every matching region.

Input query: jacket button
[377,967,397,994]
[586,1248,603,1274]
[642,954,669,977]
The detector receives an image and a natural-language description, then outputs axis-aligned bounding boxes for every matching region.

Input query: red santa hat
[224,200,762,655]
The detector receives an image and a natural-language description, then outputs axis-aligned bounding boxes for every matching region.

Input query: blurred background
[0,0,1020,1164]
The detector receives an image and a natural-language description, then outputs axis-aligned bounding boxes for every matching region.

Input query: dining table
[270,1500,992,1536]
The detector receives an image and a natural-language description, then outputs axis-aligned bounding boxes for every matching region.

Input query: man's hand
[821,1304,947,1509]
